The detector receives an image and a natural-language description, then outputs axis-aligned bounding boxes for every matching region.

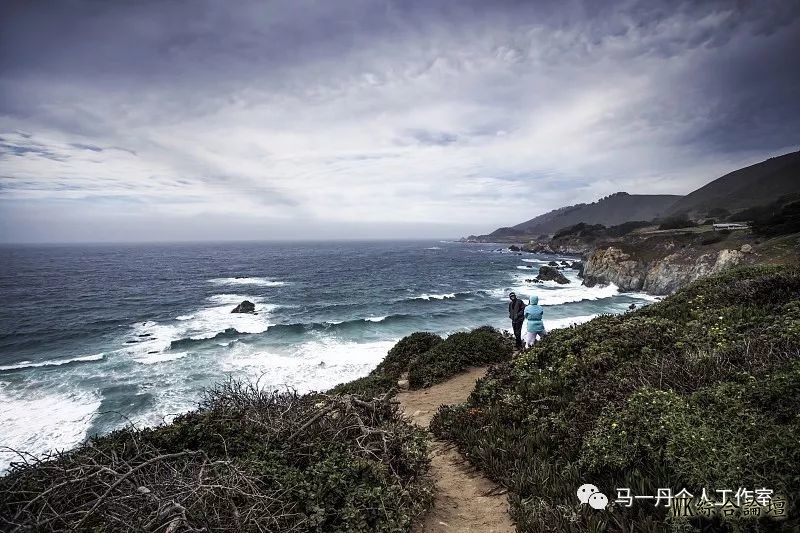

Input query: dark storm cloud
[0,0,798,242]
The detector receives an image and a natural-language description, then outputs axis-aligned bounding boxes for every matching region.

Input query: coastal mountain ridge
[489,192,680,238]
[667,149,800,215]
[474,149,800,240]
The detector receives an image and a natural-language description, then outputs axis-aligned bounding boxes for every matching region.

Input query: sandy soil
[397,368,515,533]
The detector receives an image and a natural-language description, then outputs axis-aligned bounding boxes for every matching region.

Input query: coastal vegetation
[0,382,434,531]
[430,265,800,532]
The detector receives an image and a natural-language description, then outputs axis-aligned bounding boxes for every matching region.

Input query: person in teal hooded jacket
[523,295,546,348]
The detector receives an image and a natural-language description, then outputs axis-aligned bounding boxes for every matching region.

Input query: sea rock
[560,260,570,267]
[740,244,753,253]
[525,278,543,283]
[628,303,637,310]
[508,245,521,252]
[548,260,559,267]
[536,265,570,284]
[570,261,585,278]
[231,300,256,314]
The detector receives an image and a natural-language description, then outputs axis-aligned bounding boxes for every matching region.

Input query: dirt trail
[397,368,515,533]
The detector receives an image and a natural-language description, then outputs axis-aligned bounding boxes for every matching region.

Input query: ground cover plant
[431,266,800,532]
[0,381,433,532]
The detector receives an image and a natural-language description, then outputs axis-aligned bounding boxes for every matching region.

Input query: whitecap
[0,353,104,372]
[0,385,101,474]
[122,298,278,358]
[221,338,397,393]
[175,314,194,321]
[208,277,286,287]
[364,316,388,322]
[207,293,267,305]
[425,246,441,250]
[413,293,456,300]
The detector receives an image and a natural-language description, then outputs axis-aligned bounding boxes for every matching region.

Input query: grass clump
[0,381,433,532]
[431,265,800,532]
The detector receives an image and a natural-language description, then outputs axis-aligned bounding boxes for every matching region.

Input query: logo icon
[577,483,609,510]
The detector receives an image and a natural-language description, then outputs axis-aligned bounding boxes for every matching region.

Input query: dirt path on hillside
[397,368,515,533]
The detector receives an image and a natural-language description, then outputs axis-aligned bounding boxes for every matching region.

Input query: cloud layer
[1,0,799,242]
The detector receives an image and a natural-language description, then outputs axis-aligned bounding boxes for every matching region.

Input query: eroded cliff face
[583,246,747,295]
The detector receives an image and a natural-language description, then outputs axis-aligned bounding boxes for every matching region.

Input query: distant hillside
[668,149,800,216]
[484,192,680,238]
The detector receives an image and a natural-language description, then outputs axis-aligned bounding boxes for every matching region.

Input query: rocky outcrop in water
[535,265,570,284]
[231,300,256,313]
[583,246,746,295]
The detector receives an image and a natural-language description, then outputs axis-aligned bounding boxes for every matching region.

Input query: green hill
[486,192,680,238]
[668,150,800,216]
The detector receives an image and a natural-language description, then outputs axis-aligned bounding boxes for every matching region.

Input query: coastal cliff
[522,223,799,296]
[582,245,747,294]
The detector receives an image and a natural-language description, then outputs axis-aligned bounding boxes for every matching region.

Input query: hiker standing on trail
[524,295,546,348]
[508,292,526,349]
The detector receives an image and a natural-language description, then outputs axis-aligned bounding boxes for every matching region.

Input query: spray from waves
[0,386,101,473]
[0,353,104,372]
[264,314,414,338]
[221,337,398,394]
[208,277,286,287]
[484,269,622,306]
[410,292,458,301]
[122,294,278,360]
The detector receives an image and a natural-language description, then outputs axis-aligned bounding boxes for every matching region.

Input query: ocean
[0,240,655,472]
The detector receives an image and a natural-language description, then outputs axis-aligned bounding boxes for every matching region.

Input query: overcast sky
[1,0,799,242]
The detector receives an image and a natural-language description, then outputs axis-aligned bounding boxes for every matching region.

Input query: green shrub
[331,332,443,396]
[333,327,512,396]
[407,327,513,388]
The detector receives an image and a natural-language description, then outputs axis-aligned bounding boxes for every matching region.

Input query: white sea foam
[545,314,600,330]
[0,353,104,372]
[221,338,397,393]
[175,314,194,321]
[626,291,663,302]
[521,259,541,263]
[413,293,457,300]
[123,295,278,358]
[364,316,388,322]
[133,352,188,365]
[489,269,621,306]
[425,246,441,250]
[208,277,286,287]
[0,385,101,473]
[516,265,535,270]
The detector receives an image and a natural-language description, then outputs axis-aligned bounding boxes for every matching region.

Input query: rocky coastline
[504,226,796,296]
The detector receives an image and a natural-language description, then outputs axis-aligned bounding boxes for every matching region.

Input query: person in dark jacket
[508,292,526,349]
